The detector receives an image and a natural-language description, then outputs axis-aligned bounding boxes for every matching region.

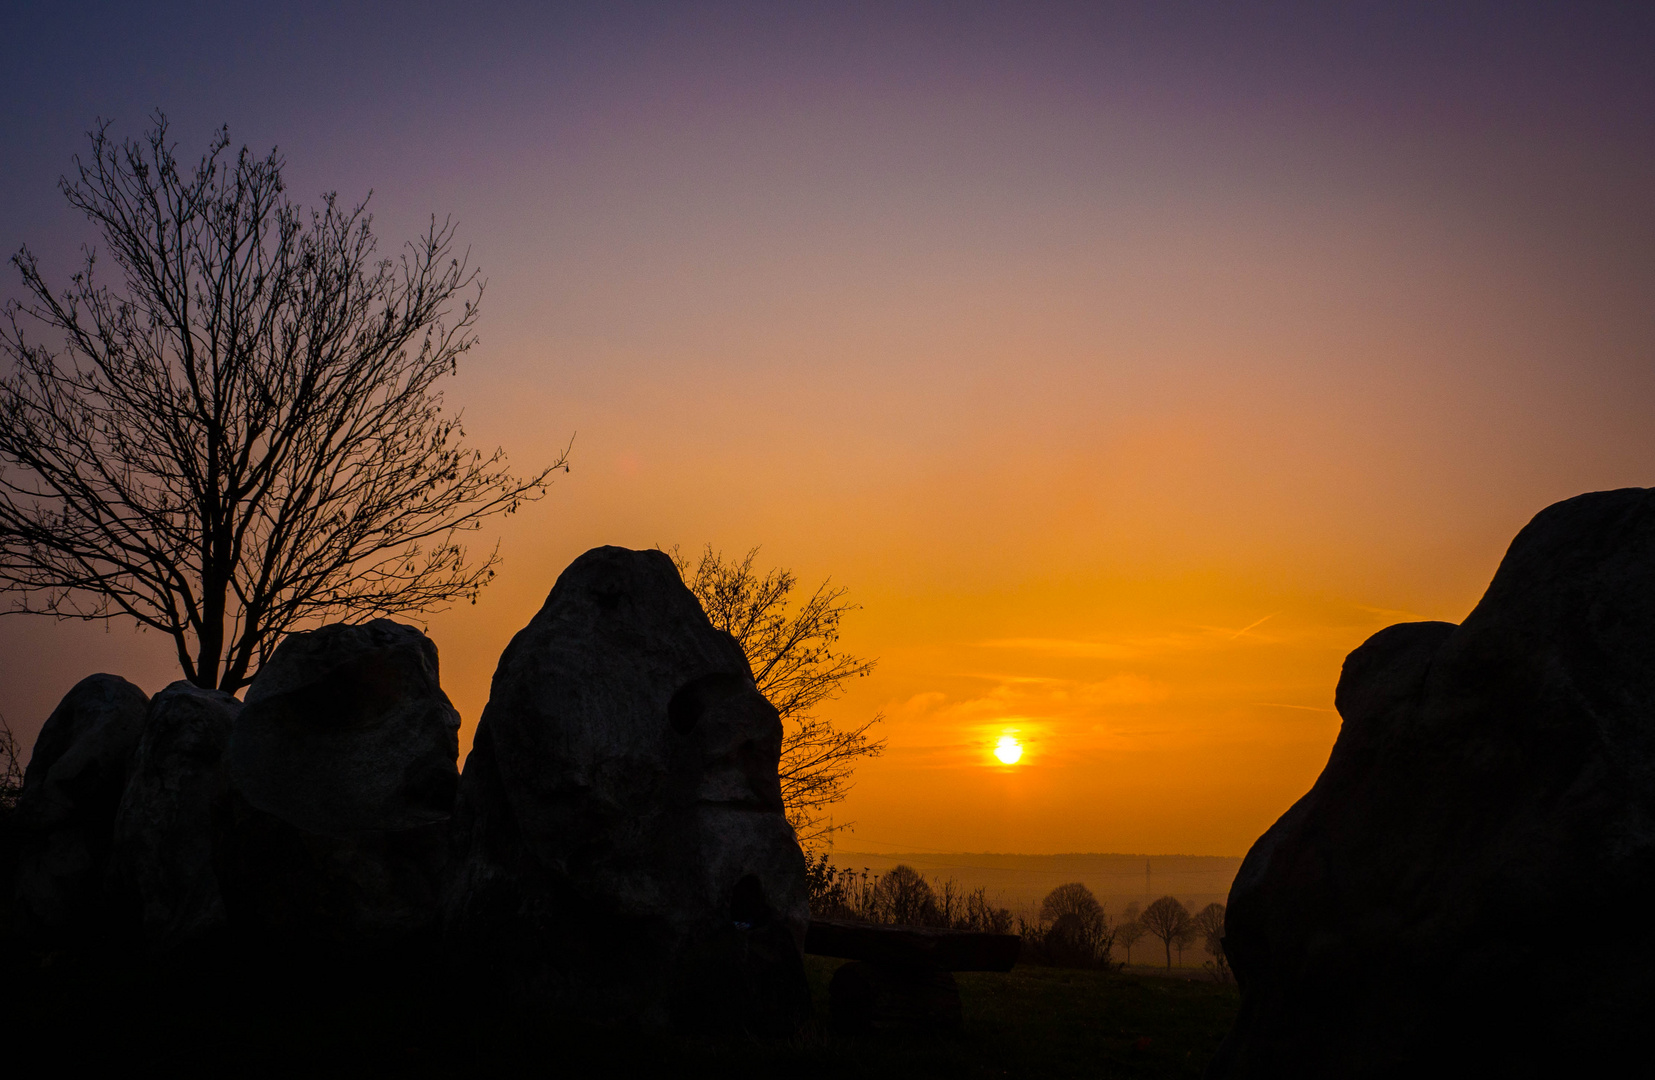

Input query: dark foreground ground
[0,953,1239,1077]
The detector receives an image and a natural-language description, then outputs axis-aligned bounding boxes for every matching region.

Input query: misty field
[3,953,1239,1077]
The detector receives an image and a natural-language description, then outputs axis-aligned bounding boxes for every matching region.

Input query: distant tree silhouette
[1039,881,1102,925]
[1141,895,1192,969]
[0,714,20,813]
[1193,901,1230,981]
[0,115,565,691]
[670,545,884,843]
[962,886,1015,934]
[0,714,22,925]
[872,864,938,926]
[1038,882,1113,968]
[1115,918,1146,965]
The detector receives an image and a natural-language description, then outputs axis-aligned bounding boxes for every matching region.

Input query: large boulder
[219,619,460,951]
[108,681,241,956]
[12,674,149,947]
[446,546,811,1033]
[1211,488,1655,1077]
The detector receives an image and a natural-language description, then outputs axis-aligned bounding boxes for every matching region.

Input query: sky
[2,2,1652,856]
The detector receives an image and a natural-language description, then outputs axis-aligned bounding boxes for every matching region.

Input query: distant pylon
[1145,858,1152,898]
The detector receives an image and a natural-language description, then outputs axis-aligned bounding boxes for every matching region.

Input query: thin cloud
[977,637,1141,659]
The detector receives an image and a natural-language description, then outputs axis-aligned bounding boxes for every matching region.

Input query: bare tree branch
[667,544,884,846]
[0,114,567,691]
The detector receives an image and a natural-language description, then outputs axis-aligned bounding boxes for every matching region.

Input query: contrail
[1231,613,1277,640]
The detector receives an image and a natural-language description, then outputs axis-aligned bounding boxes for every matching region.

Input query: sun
[994,735,1023,765]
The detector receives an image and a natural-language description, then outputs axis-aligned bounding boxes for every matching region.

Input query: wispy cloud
[977,637,1141,659]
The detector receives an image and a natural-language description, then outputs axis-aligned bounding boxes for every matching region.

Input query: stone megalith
[12,673,149,947]
[1210,488,1655,1078]
[219,619,460,951]
[108,681,240,956]
[446,546,811,1033]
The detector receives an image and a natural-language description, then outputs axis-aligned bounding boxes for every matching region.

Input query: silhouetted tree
[0,714,22,924]
[1116,918,1146,965]
[670,545,883,842]
[1040,881,1104,926]
[962,886,1015,934]
[0,714,20,813]
[0,116,564,691]
[1141,895,1192,969]
[1037,881,1113,967]
[1193,901,1230,981]
[872,864,938,926]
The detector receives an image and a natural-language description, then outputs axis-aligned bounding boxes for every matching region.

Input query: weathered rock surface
[12,674,149,946]
[1211,488,1655,1078]
[219,619,460,950]
[446,546,811,1032]
[109,681,240,955]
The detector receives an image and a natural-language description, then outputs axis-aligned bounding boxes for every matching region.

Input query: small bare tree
[0,116,564,690]
[1116,918,1146,965]
[1140,895,1192,970]
[669,545,883,843]
[1193,901,1230,981]
[0,714,23,917]
[0,714,22,813]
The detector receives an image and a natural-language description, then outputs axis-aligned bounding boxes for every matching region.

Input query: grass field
[2,954,1239,1077]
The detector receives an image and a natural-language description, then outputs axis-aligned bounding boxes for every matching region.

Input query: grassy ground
[0,954,1239,1077]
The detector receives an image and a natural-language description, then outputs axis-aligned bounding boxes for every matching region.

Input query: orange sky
[3,4,1654,856]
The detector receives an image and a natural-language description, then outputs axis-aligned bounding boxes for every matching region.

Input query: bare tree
[1140,895,1192,970]
[1040,881,1105,926]
[669,545,883,843]
[1115,899,1145,965]
[0,714,23,918]
[0,116,564,690]
[0,714,21,813]
[1193,901,1230,981]
[1038,881,1113,968]
[963,887,1014,934]
[1115,918,1146,965]
[872,864,938,926]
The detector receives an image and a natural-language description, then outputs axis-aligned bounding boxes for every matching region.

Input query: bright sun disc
[994,736,1023,764]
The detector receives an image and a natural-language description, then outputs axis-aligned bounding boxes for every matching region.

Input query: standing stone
[219,619,460,951]
[12,674,149,948]
[109,681,240,956]
[446,546,811,1033]
[1210,488,1655,1078]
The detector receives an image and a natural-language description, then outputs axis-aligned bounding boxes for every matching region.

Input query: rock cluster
[1211,488,1655,1077]
[7,546,812,1035]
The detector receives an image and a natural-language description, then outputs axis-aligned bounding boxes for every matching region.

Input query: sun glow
[994,735,1023,765]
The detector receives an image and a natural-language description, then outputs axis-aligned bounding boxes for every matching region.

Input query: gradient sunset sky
[3,2,1652,856]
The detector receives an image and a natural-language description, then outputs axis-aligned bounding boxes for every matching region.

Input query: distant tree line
[807,858,1231,979]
